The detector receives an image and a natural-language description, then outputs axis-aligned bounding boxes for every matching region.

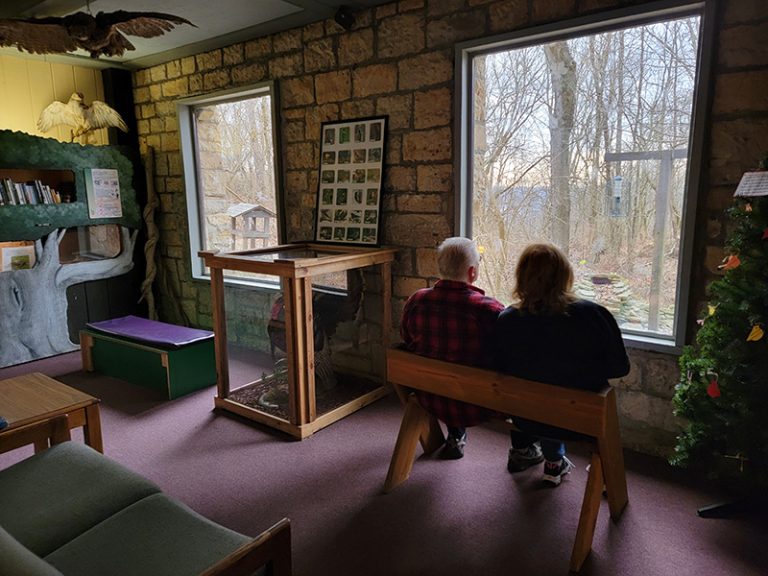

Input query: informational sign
[85,168,122,218]
[734,171,768,197]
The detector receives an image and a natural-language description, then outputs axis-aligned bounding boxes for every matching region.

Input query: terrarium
[200,243,396,439]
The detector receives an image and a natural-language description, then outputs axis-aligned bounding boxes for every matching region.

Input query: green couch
[0,441,291,576]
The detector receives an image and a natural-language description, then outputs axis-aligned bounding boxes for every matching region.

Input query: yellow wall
[0,54,107,145]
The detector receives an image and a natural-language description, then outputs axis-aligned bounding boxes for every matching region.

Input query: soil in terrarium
[228,370,381,421]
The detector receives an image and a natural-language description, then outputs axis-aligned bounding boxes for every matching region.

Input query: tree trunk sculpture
[0,226,137,367]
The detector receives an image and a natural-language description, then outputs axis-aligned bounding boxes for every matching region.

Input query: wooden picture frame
[314,116,387,246]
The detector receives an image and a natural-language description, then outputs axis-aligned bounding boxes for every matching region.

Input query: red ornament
[762,228,768,240]
[718,254,741,270]
[707,378,721,398]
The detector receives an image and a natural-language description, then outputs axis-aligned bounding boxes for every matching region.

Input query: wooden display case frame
[200,243,397,439]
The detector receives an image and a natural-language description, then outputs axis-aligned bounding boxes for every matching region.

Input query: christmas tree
[672,163,768,492]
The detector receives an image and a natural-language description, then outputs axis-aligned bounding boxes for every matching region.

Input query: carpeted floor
[1,352,765,576]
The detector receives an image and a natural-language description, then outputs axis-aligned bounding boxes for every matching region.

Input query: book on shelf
[0,177,62,205]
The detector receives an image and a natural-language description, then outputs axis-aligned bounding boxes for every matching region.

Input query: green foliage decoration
[672,173,768,490]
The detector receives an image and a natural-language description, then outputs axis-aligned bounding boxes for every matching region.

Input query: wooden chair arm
[201,518,292,576]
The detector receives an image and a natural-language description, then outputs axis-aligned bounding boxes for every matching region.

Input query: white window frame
[177,81,284,285]
[454,0,716,352]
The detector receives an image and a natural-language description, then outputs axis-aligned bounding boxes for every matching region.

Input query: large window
[179,82,283,282]
[456,1,713,349]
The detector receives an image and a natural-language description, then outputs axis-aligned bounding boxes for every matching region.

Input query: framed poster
[0,241,36,271]
[314,116,387,246]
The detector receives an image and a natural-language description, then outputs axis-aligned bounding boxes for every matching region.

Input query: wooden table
[0,372,103,454]
[200,243,397,439]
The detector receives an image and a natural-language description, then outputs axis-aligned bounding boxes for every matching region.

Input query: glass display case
[200,243,397,439]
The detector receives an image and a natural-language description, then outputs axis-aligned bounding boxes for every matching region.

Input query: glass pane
[224,273,289,423]
[193,93,278,282]
[313,267,383,418]
[471,16,701,338]
[222,266,386,425]
[59,224,122,263]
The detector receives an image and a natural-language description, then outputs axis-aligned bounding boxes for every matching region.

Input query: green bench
[80,315,216,399]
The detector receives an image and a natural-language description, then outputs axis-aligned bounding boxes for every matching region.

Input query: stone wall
[132,0,768,456]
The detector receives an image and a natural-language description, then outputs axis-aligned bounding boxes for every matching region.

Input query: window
[178,82,283,283]
[456,1,714,349]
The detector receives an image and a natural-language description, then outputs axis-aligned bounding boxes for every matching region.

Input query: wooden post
[210,266,230,399]
[284,277,314,425]
[80,331,94,371]
[302,277,316,424]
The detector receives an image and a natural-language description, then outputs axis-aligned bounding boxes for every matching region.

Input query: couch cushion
[45,493,251,576]
[0,442,160,556]
[0,525,64,576]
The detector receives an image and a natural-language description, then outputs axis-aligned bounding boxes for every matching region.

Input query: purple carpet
[1,352,764,576]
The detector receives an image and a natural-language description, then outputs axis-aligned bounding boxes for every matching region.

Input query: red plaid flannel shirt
[400,280,505,427]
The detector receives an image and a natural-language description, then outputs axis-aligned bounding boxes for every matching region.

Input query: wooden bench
[383,348,628,573]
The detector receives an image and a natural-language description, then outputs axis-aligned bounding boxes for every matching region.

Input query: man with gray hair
[400,237,504,459]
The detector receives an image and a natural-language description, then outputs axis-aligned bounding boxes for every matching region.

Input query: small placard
[85,168,122,218]
[734,171,768,197]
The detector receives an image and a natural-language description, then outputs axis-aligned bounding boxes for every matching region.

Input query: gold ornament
[746,324,764,342]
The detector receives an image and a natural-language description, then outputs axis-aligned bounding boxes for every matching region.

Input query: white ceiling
[0,0,392,69]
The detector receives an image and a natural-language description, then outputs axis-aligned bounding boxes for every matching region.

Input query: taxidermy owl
[37,92,128,143]
[0,10,194,58]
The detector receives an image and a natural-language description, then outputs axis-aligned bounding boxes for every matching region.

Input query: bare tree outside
[471,16,701,337]
[194,95,278,256]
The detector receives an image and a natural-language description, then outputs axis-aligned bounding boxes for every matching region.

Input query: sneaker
[507,443,544,472]
[440,432,467,460]
[542,456,575,486]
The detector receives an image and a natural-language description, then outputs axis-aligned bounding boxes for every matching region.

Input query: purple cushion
[87,316,213,348]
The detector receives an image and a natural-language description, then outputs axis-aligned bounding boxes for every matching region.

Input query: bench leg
[393,385,444,454]
[420,414,444,455]
[570,451,603,573]
[600,390,629,520]
[384,395,431,493]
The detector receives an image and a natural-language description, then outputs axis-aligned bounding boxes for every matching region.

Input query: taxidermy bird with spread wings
[0,10,194,58]
[38,92,127,143]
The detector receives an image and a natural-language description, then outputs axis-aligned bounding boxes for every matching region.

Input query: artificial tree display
[672,165,768,496]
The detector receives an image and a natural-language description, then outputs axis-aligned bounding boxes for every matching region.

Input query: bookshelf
[0,167,74,205]
[0,129,145,367]
[0,129,140,242]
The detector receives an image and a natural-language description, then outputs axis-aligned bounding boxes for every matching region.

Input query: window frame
[178,80,285,285]
[454,0,717,352]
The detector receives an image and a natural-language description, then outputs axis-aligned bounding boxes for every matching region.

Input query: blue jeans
[511,429,564,461]
[509,417,590,461]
